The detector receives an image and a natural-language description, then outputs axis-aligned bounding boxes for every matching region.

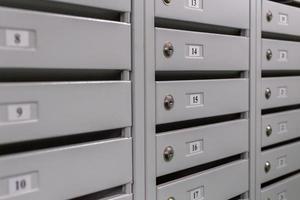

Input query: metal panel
[156,79,249,124]
[262,109,300,147]
[0,7,131,69]
[0,138,132,200]
[262,77,300,109]
[262,39,300,70]
[261,173,300,200]
[262,0,300,36]
[156,28,249,71]
[0,81,131,144]
[49,0,131,12]
[157,160,249,200]
[156,119,248,176]
[260,141,300,183]
[155,0,249,29]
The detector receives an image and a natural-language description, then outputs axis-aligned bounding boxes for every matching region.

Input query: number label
[188,0,201,9]
[189,94,203,106]
[189,141,202,154]
[279,14,288,25]
[8,104,32,121]
[278,87,288,98]
[278,122,288,134]
[9,175,32,195]
[277,156,287,169]
[190,187,204,200]
[279,50,288,62]
[278,191,287,200]
[6,30,30,47]
[188,45,202,58]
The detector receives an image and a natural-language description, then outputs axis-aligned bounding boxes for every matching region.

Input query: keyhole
[14,33,21,44]
[16,107,23,117]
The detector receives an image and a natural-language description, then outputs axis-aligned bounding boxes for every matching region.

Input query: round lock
[265,88,272,100]
[163,42,174,58]
[164,95,175,110]
[266,125,273,137]
[265,161,271,173]
[167,197,175,200]
[164,146,174,162]
[163,0,171,5]
[266,49,273,61]
[266,10,273,22]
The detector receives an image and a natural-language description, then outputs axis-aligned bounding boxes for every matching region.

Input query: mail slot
[156,119,248,176]
[262,77,300,109]
[262,0,300,36]
[157,160,248,200]
[262,39,300,70]
[156,79,248,124]
[260,141,300,183]
[108,195,133,200]
[0,81,131,144]
[156,28,249,71]
[0,138,132,199]
[261,172,300,200]
[50,0,131,12]
[262,109,300,147]
[0,6,130,69]
[155,0,249,29]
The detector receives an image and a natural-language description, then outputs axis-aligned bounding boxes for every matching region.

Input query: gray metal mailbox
[261,173,300,200]
[156,79,249,124]
[262,77,300,109]
[157,160,249,200]
[156,28,249,71]
[262,39,300,70]
[156,119,248,176]
[0,138,132,200]
[262,109,300,147]
[0,81,131,144]
[155,0,249,29]
[0,6,131,69]
[262,0,300,36]
[260,141,300,183]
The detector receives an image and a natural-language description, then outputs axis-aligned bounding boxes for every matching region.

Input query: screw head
[167,197,175,200]
[266,125,273,137]
[265,161,271,173]
[265,88,272,100]
[164,146,174,162]
[266,49,273,61]
[164,95,174,110]
[266,10,273,22]
[163,0,171,5]
[163,42,174,58]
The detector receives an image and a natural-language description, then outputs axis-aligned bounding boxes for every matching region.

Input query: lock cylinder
[163,0,172,5]
[265,88,272,100]
[265,161,271,173]
[164,146,174,162]
[163,42,174,58]
[266,10,273,22]
[266,125,272,137]
[266,49,273,61]
[164,95,175,110]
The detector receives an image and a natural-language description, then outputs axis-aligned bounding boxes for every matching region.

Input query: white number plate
[8,104,32,121]
[6,30,30,48]
[9,175,32,195]
[188,0,201,9]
